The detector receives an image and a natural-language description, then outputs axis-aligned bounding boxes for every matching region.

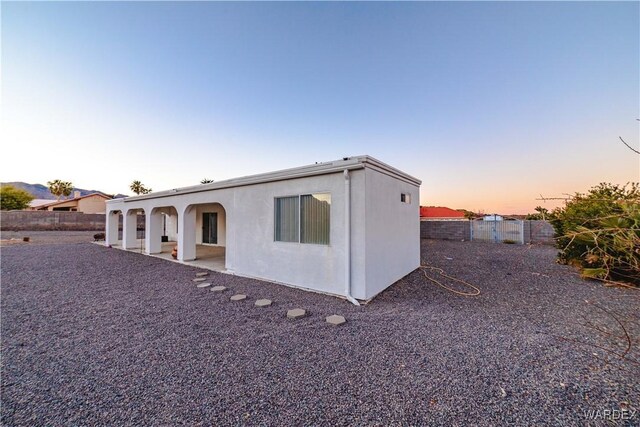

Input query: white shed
[105,156,421,302]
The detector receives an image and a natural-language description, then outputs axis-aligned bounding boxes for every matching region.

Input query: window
[301,194,331,245]
[274,196,299,242]
[275,194,330,245]
[401,193,411,204]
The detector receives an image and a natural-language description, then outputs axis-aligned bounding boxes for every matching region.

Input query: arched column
[105,210,120,246]
[122,209,139,250]
[145,208,164,254]
[178,206,197,261]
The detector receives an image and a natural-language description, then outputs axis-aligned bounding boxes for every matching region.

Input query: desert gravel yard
[1,237,639,426]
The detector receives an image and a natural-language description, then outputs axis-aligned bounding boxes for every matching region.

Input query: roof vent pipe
[344,169,360,306]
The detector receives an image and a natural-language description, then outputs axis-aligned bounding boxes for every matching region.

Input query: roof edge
[109,156,420,204]
[357,156,421,186]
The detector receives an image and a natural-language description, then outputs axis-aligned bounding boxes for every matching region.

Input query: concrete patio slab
[210,285,227,292]
[196,282,211,288]
[230,294,247,301]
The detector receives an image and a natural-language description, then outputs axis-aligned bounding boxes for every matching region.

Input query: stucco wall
[107,173,352,297]
[363,168,421,299]
[106,165,419,300]
[229,172,351,297]
[78,195,108,214]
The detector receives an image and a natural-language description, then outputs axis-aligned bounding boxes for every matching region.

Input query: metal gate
[470,219,524,244]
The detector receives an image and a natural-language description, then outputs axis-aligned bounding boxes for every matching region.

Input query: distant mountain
[1,182,128,199]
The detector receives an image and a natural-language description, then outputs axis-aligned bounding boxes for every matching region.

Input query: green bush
[550,183,640,286]
[0,185,34,210]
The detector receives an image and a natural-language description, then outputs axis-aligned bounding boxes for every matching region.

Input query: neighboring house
[29,199,57,210]
[420,206,466,220]
[105,156,421,302]
[29,191,111,213]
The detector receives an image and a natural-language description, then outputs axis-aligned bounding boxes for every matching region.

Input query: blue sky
[2,1,638,213]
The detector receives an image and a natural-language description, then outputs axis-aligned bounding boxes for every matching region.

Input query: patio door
[202,212,218,244]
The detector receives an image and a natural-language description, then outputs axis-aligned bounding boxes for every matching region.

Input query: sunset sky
[2,2,638,214]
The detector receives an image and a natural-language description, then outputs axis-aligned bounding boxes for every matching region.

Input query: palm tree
[47,180,73,200]
[130,180,152,195]
[200,178,214,184]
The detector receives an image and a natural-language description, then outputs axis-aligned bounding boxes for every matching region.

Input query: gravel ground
[1,230,97,246]
[1,237,639,426]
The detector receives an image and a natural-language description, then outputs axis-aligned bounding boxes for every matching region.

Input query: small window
[401,193,411,204]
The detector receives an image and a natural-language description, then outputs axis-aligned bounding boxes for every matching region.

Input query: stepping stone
[287,308,306,319]
[196,282,211,288]
[230,294,247,301]
[210,286,227,292]
[192,277,207,282]
[326,315,346,326]
[195,272,209,277]
[255,299,272,308]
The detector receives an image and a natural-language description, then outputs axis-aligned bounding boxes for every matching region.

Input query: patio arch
[146,206,178,255]
[122,207,145,250]
[105,209,123,246]
[178,202,227,269]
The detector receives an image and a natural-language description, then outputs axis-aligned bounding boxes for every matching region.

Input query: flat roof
[110,155,421,204]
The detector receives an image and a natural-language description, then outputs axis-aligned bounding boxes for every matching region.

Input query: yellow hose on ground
[420,264,481,296]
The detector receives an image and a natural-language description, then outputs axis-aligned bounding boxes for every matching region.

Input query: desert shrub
[550,183,640,286]
[0,185,34,210]
[525,206,549,220]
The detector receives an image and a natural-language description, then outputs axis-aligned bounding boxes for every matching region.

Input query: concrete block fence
[0,211,145,232]
[420,220,471,241]
[523,220,555,244]
[420,220,556,245]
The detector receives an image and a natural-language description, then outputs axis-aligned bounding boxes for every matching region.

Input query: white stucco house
[105,156,421,303]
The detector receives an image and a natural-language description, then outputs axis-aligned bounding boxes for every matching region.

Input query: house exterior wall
[105,157,420,300]
[36,195,108,213]
[363,168,421,299]
[77,195,108,214]
[228,172,356,297]
[107,173,356,296]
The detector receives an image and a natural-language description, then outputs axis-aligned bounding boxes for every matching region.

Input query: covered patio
[106,202,227,272]
[150,242,226,271]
